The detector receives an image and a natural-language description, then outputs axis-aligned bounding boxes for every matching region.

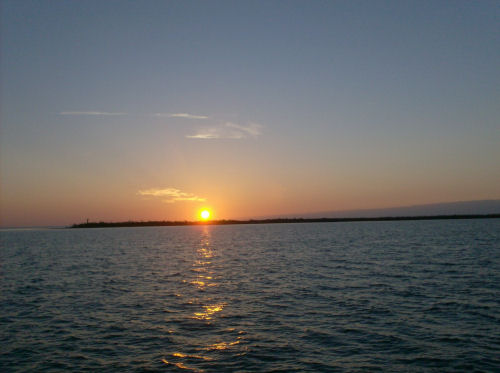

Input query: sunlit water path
[1,220,499,371]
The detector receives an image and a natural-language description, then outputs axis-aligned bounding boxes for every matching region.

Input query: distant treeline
[70,214,500,228]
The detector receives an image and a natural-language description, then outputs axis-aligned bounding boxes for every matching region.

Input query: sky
[1,0,499,227]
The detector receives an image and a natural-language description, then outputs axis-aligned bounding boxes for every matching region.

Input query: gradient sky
[1,0,499,226]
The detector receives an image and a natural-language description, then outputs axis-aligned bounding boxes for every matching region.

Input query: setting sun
[200,210,211,220]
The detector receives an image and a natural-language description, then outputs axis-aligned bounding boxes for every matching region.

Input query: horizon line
[69,213,500,229]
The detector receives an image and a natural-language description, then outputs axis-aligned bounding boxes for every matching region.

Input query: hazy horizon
[1,1,499,227]
[1,199,499,228]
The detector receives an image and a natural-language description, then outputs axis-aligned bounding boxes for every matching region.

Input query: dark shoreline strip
[70,214,500,228]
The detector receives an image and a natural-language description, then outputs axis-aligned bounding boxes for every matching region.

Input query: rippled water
[1,220,499,372]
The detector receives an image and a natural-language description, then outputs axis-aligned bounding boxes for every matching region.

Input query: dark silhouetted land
[70,214,500,228]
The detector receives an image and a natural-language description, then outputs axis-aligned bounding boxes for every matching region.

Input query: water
[1,220,499,372]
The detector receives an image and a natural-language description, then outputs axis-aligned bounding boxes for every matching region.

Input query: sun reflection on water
[172,352,212,361]
[161,358,203,372]
[190,228,224,319]
[163,226,247,368]
[189,233,219,291]
[192,303,226,320]
[204,338,242,351]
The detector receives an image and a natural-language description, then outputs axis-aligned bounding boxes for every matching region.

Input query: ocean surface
[1,219,499,372]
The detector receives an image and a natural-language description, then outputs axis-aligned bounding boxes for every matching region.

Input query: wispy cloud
[59,111,127,116]
[137,187,206,203]
[186,122,263,140]
[154,113,209,120]
[225,122,262,137]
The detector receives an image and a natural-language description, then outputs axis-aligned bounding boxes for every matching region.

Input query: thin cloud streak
[154,113,209,120]
[59,111,127,116]
[186,122,263,140]
[226,122,262,137]
[137,187,206,203]
[186,131,225,139]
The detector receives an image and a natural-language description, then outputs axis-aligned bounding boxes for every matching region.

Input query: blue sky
[1,0,499,226]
